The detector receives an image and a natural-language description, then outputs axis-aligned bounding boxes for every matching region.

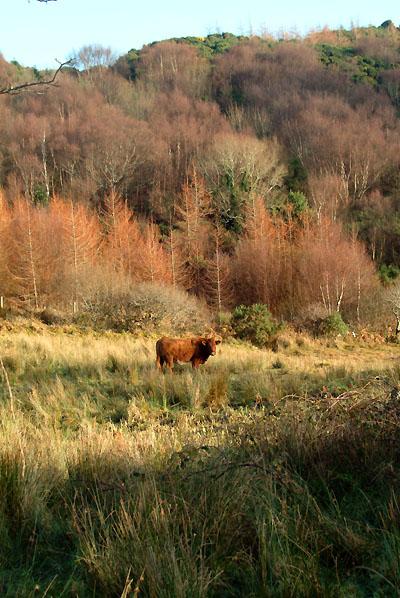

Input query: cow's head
[202,333,222,356]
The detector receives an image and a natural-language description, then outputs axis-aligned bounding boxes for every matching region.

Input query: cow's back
[156,336,197,363]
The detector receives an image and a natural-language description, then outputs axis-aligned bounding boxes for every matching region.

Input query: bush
[317,312,349,337]
[298,304,350,338]
[287,190,309,218]
[214,311,234,338]
[79,282,210,335]
[231,304,279,347]
[379,264,400,285]
[37,307,68,326]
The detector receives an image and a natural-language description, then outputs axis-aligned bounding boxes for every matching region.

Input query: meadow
[0,324,400,596]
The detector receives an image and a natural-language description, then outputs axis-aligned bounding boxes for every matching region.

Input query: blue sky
[1,0,399,69]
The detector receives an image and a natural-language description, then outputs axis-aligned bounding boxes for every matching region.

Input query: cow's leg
[191,359,200,369]
[166,357,174,371]
[156,355,162,369]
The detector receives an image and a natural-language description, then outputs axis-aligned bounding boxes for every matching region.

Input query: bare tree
[72,45,116,72]
[205,225,232,312]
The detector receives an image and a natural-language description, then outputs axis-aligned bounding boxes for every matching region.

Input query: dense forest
[1,21,400,328]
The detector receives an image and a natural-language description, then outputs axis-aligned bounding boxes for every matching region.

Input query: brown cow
[156,334,222,370]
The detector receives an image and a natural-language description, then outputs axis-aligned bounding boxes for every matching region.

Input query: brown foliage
[0,39,392,324]
[305,26,349,46]
[0,193,171,310]
[6,198,55,307]
[0,74,160,205]
[294,219,378,321]
[0,55,19,90]
[83,105,152,196]
[286,93,399,201]
[232,198,292,314]
[102,192,171,285]
[48,197,102,304]
[0,192,12,297]
[1,196,101,308]
[213,40,327,124]
[138,41,210,98]
[140,222,172,285]
[232,199,378,321]
[355,35,399,66]
[212,37,400,213]
[146,90,229,210]
[174,171,212,296]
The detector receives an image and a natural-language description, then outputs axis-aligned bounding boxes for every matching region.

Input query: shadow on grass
[0,387,400,595]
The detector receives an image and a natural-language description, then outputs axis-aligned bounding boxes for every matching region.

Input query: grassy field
[0,325,400,596]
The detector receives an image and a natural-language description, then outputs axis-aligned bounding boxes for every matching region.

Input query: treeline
[0,23,400,323]
[0,189,377,325]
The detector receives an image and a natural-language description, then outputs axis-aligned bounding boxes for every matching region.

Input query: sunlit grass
[0,327,400,594]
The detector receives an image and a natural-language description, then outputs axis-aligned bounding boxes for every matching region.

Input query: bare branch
[0,59,72,95]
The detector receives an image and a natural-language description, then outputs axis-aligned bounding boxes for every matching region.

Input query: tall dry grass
[0,328,400,594]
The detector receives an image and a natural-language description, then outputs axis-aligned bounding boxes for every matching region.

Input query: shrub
[214,311,234,338]
[231,303,279,347]
[317,312,349,337]
[38,307,67,326]
[298,304,350,338]
[79,282,210,335]
[287,190,309,218]
[379,264,400,285]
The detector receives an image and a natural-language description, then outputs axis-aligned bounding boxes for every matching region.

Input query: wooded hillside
[1,22,400,325]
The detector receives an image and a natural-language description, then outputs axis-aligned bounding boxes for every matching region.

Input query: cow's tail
[156,340,162,369]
